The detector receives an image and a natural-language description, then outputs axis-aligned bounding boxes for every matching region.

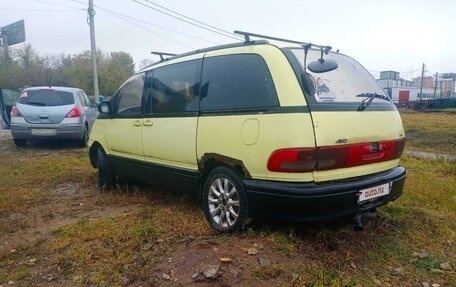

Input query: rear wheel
[13,138,27,147]
[78,125,89,147]
[97,149,115,189]
[202,167,249,233]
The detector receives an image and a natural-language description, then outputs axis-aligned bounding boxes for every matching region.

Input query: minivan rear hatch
[284,48,405,182]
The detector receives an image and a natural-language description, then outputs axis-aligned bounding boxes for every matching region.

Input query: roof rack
[234,30,332,54]
[151,51,177,61]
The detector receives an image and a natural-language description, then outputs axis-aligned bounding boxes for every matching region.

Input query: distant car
[10,86,98,147]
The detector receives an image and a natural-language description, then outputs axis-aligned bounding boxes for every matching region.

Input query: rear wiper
[356,93,391,111]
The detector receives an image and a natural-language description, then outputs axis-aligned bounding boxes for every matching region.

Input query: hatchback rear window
[18,90,74,106]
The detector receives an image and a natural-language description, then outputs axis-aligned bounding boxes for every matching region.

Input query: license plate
[358,182,391,203]
[31,129,57,136]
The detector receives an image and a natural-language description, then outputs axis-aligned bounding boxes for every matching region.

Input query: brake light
[267,138,405,173]
[267,148,317,173]
[10,106,23,117]
[66,106,82,118]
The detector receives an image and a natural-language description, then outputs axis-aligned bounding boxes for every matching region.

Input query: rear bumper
[10,122,84,140]
[243,166,406,221]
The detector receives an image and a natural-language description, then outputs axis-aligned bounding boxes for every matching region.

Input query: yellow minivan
[88,32,406,232]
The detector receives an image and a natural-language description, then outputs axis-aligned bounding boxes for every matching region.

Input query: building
[377,70,435,103]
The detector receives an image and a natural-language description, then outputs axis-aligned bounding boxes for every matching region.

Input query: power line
[32,0,85,10]
[131,0,241,41]
[94,5,219,45]
[141,0,240,40]
[0,7,82,12]
[107,11,196,50]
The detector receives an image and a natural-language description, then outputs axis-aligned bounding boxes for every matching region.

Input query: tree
[98,51,135,97]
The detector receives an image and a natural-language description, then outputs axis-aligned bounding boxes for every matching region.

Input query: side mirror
[98,102,111,114]
[308,58,338,73]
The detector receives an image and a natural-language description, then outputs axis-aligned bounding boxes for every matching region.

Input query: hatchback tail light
[66,106,82,118]
[10,106,23,117]
[267,138,405,173]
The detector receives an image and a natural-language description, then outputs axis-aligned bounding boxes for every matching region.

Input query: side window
[148,59,201,114]
[77,91,88,107]
[115,73,145,116]
[200,54,278,111]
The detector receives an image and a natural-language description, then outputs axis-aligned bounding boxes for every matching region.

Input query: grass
[400,110,456,154]
[0,112,455,286]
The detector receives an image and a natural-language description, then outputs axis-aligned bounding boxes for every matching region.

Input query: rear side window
[115,73,145,116]
[200,54,278,111]
[18,90,74,106]
[147,59,201,114]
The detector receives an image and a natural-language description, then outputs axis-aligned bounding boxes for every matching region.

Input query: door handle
[133,120,142,127]
[143,120,153,127]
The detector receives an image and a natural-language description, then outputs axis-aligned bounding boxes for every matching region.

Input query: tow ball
[353,209,377,231]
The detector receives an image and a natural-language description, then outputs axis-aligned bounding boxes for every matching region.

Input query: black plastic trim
[243,166,406,221]
[109,155,199,193]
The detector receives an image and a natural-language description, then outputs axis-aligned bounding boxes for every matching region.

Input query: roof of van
[139,40,270,72]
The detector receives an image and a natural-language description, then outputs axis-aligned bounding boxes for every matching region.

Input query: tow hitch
[353,209,377,231]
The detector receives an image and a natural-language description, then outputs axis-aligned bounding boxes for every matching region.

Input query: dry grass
[0,112,455,286]
[401,110,456,154]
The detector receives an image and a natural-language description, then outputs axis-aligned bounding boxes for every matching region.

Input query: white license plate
[31,129,57,136]
[358,182,391,203]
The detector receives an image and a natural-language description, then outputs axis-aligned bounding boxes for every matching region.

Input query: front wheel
[202,167,249,233]
[13,138,27,147]
[97,149,115,189]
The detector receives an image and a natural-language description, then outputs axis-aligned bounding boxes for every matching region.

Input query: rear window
[17,89,75,106]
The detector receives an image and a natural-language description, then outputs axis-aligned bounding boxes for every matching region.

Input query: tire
[97,149,115,189]
[78,125,89,147]
[13,138,27,147]
[202,166,249,233]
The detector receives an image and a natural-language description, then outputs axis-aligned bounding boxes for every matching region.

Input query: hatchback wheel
[78,125,89,147]
[202,167,248,233]
[13,138,27,147]
[97,149,115,189]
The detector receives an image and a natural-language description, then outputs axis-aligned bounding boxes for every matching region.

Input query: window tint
[148,60,201,114]
[17,90,74,106]
[200,54,278,111]
[115,73,145,116]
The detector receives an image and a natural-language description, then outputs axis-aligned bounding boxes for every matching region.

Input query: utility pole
[88,0,99,98]
[433,73,438,99]
[419,63,425,101]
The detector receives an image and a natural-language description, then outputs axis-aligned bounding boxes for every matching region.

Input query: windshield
[18,89,74,106]
[288,48,387,103]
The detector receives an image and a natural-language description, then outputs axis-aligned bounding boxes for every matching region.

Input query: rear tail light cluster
[10,106,23,117]
[65,106,82,118]
[267,138,405,173]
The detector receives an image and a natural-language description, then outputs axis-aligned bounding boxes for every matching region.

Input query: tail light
[10,106,23,117]
[267,138,405,173]
[66,106,82,118]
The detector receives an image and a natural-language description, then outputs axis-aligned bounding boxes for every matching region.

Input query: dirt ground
[0,129,453,287]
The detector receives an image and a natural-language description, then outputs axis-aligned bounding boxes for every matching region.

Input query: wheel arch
[197,153,251,200]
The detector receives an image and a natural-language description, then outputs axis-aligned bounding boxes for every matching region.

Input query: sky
[1,0,455,80]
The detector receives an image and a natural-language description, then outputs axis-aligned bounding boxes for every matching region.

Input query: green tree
[98,51,135,97]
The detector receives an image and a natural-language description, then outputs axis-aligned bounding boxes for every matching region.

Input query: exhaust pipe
[353,208,377,231]
[353,214,363,231]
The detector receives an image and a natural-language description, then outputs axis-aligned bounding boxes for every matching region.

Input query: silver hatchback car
[10,86,98,147]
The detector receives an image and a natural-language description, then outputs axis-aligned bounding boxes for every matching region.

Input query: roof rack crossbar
[151,51,177,61]
[233,30,332,53]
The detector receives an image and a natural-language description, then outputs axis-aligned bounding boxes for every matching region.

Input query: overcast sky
[1,0,455,79]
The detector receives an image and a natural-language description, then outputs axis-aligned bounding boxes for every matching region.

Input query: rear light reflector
[10,106,23,117]
[66,106,82,118]
[267,138,405,173]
